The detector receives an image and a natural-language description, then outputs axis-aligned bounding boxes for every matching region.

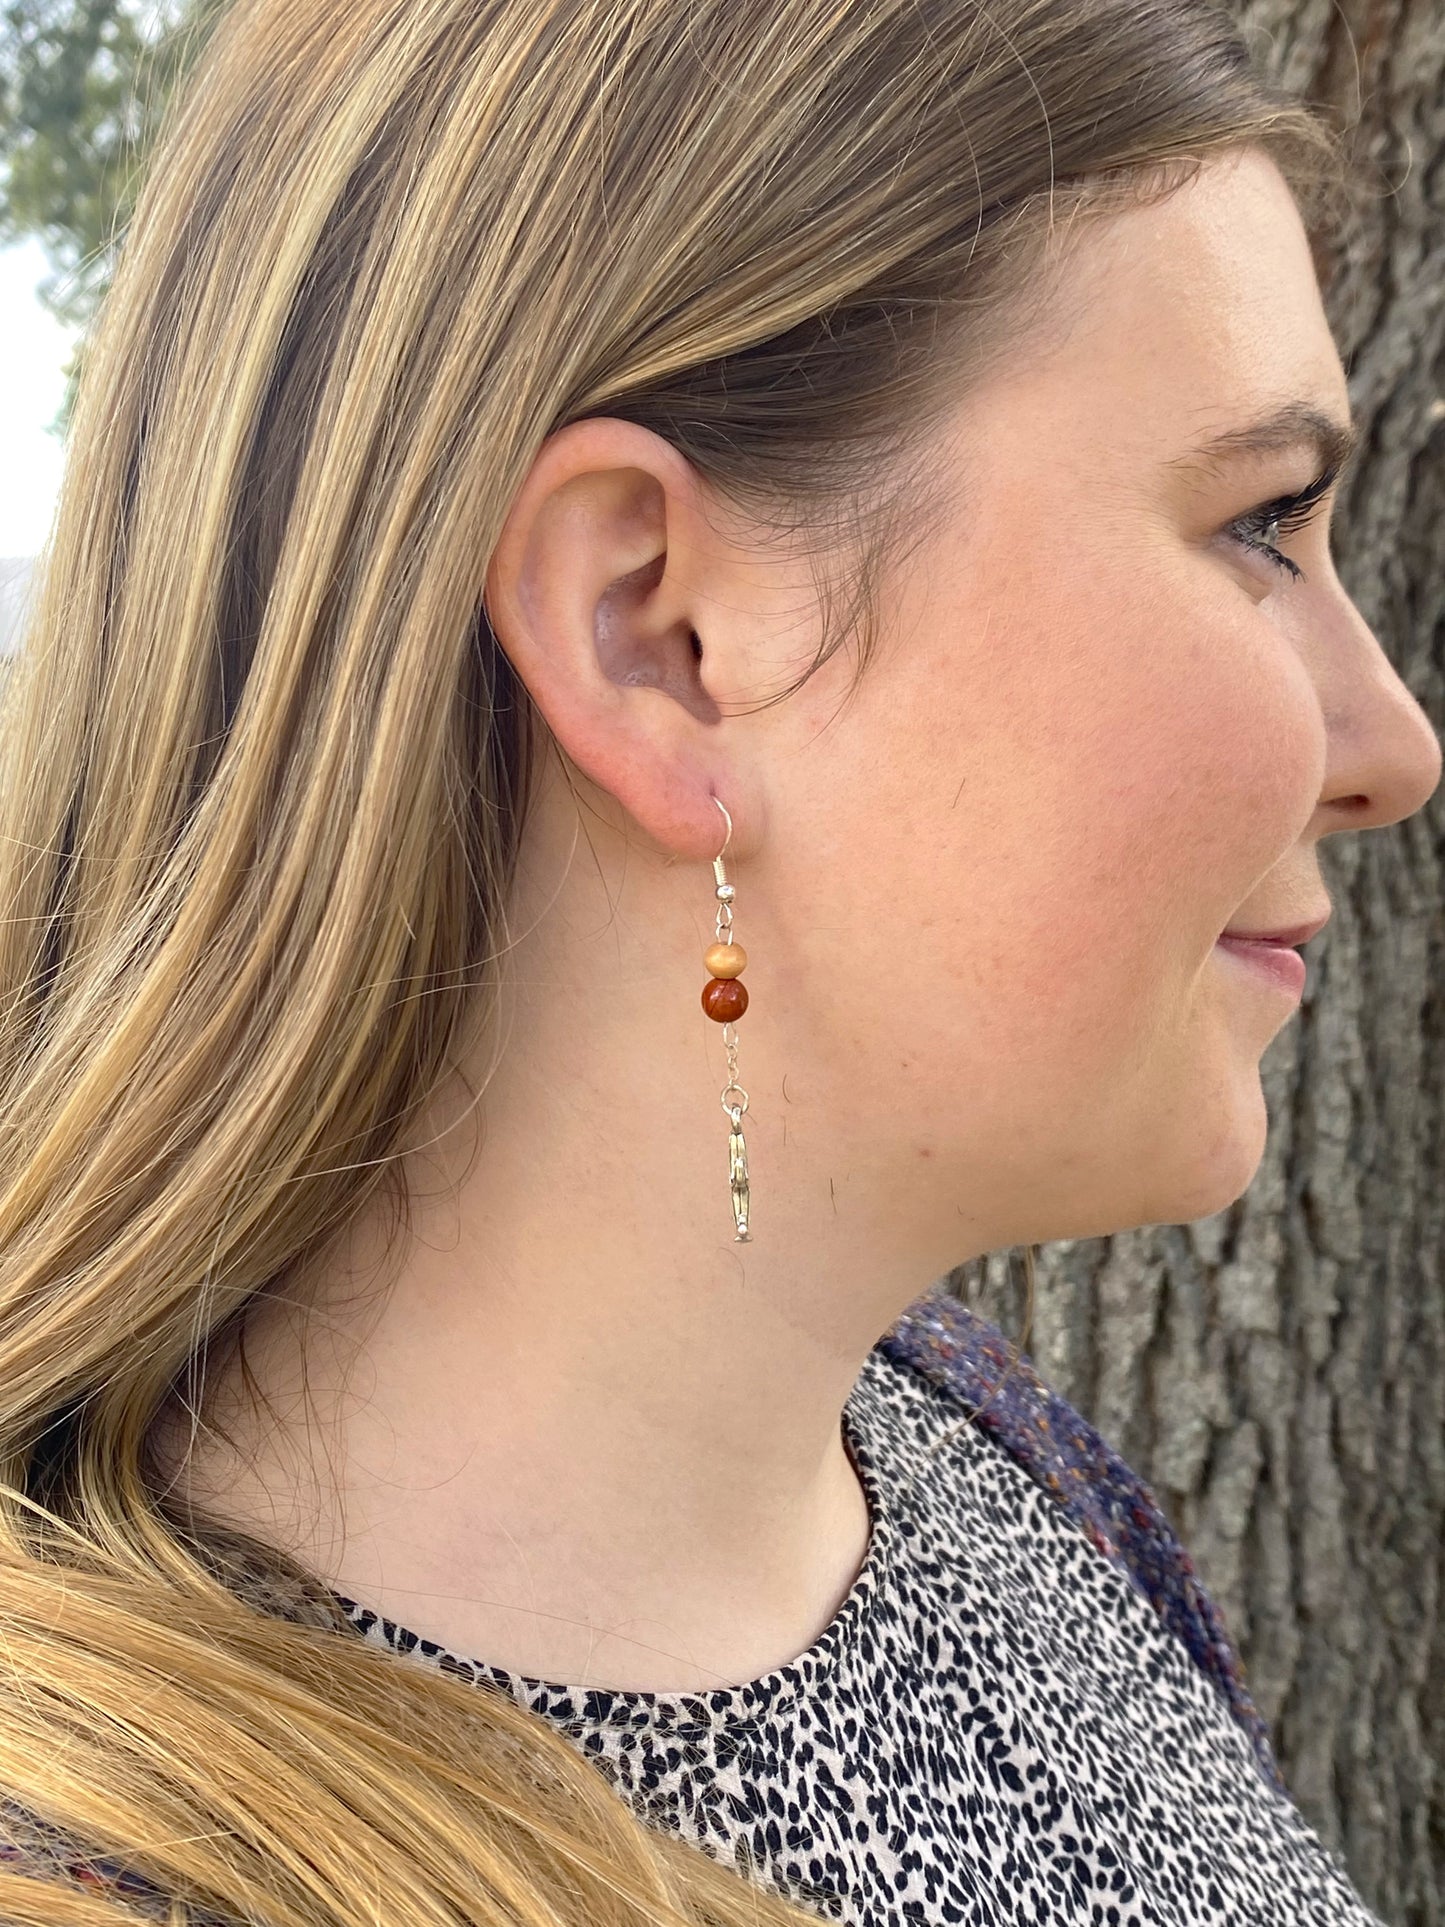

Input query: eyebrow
[1172,401,1360,480]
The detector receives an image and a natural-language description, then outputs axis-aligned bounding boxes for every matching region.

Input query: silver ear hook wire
[711,797,752,1241]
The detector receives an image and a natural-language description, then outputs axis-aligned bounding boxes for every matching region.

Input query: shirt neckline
[330,1371,900,1734]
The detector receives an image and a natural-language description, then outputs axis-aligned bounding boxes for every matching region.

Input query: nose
[1310,594,1442,837]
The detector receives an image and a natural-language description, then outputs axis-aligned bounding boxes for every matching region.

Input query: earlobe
[548,705,746,867]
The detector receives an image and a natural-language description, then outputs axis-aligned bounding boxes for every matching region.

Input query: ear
[483,416,766,864]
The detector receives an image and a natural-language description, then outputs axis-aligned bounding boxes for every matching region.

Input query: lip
[1214,935,1308,997]
[1218,912,1331,946]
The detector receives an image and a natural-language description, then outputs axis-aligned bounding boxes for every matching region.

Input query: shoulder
[877,1285,1285,1795]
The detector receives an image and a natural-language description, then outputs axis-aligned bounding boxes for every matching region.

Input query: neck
[162,1075,909,1689]
[153,779,988,1688]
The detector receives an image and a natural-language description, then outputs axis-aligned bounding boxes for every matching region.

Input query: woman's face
[737,144,1441,1245]
[488,144,1441,1270]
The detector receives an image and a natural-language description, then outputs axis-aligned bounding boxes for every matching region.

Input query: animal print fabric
[332,1296,1386,1926]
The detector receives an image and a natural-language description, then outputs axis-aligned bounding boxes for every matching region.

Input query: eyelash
[1226,462,1340,582]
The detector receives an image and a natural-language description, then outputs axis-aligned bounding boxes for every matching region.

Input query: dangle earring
[701,797,752,1241]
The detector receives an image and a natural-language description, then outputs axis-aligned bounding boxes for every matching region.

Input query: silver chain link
[715,891,748,1122]
[712,806,751,1238]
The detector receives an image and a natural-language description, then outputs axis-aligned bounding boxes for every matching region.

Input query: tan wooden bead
[704,942,748,979]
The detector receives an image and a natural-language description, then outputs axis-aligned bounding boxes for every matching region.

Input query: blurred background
[2,2,1443,1922]
[0,233,76,652]
[1,0,219,655]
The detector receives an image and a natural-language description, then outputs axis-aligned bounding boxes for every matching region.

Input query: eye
[1225,461,1340,584]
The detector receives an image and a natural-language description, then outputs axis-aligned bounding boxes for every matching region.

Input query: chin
[1039,1071,1272,1240]
[1148,1073,1272,1226]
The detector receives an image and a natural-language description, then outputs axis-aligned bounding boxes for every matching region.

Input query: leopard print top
[329,1292,1383,1925]
[0,1290,1386,1925]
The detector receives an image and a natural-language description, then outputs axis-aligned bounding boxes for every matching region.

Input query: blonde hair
[0,0,1349,1920]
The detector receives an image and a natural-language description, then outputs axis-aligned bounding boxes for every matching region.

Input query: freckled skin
[745,146,1442,1242]
[165,146,1442,1696]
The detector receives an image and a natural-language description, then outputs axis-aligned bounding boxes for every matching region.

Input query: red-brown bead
[701,977,749,1023]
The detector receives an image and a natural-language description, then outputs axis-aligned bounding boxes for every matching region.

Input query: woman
[0,0,1438,1919]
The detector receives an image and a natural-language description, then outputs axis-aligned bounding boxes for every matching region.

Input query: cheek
[799,561,1324,1091]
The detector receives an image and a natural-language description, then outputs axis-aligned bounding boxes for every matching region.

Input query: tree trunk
[948,5,1445,1920]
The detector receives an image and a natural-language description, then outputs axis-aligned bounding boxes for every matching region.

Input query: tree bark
[948,7,1445,1917]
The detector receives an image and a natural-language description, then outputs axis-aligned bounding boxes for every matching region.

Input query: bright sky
[0,235,81,561]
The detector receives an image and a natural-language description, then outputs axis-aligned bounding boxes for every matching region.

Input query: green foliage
[0,0,227,432]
